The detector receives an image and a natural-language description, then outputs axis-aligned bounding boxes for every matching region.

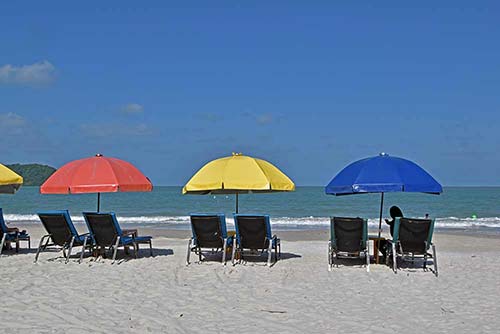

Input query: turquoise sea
[1,186,500,232]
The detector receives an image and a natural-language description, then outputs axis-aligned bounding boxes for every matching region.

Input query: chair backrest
[330,217,367,252]
[393,217,434,254]
[190,214,227,248]
[37,210,79,246]
[0,208,7,239]
[83,212,121,247]
[234,214,271,250]
[0,208,8,237]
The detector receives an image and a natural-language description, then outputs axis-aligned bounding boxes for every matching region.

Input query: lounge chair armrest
[7,227,20,233]
[122,229,138,237]
[272,235,279,240]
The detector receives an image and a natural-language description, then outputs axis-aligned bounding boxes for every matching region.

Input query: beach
[1,225,499,333]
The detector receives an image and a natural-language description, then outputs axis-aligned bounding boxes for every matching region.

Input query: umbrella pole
[235,193,239,214]
[97,192,100,212]
[376,192,384,264]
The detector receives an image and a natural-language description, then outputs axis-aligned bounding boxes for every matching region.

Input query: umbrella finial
[232,152,242,156]
[379,152,388,157]
[95,153,103,157]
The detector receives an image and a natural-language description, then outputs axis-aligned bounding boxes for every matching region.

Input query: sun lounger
[83,212,153,263]
[387,217,438,276]
[232,214,281,267]
[0,208,30,255]
[186,214,232,265]
[35,210,92,263]
[328,217,369,272]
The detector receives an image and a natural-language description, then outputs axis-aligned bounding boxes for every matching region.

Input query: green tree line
[6,164,56,186]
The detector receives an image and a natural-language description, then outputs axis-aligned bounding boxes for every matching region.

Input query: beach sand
[1,225,499,333]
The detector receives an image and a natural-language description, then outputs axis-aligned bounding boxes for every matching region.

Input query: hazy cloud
[80,123,153,137]
[243,111,280,125]
[0,112,27,136]
[256,113,274,125]
[197,112,223,122]
[121,103,144,114]
[0,112,26,127]
[0,60,56,85]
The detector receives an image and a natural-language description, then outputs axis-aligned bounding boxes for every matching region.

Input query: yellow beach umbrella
[183,153,295,212]
[0,163,23,194]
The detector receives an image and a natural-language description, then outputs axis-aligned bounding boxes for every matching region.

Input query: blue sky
[1,2,499,186]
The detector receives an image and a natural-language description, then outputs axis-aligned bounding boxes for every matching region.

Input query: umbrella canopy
[325,153,442,263]
[0,163,23,194]
[325,153,442,195]
[40,154,152,211]
[183,153,295,212]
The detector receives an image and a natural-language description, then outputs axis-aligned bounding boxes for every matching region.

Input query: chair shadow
[331,257,370,269]
[235,251,302,267]
[394,257,437,274]
[40,247,174,264]
[0,247,40,256]
[188,250,229,265]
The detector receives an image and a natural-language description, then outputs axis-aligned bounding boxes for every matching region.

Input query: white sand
[1,229,499,333]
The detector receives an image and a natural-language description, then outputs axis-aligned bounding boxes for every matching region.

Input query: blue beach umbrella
[325,153,442,241]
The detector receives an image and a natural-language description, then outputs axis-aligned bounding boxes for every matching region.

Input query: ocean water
[1,186,500,232]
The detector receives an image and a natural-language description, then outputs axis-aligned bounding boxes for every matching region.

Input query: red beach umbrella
[40,154,152,211]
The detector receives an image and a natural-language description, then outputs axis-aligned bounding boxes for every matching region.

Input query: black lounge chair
[232,214,281,267]
[328,217,370,272]
[83,212,153,263]
[186,214,232,265]
[35,210,93,263]
[387,217,438,276]
[0,208,30,255]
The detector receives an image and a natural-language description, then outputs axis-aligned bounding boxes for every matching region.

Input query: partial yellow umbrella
[183,153,295,213]
[0,164,23,194]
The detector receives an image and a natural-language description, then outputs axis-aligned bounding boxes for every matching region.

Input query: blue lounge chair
[187,213,232,265]
[83,212,153,263]
[35,210,93,263]
[0,208,30,255]
[328,217,370,272]
[387,217,438,276]
[232,214,281,267]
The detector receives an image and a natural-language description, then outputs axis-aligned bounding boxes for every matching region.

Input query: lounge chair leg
[328,242,333,271]
[198,246,202,262]
[267,240,273,267]
[0,233,6,255]
[366,250,370,272]
[274,242,277,263]
[112,236,120,264]
[149,240,153,257]
[392,242,397,273]
[186,239,192,265]
[231,237,237,266]
[28,236,31,249]
[222,238,227,265]
[432,244,438,277]
[66,236,75,264]
[34,235,49,263]
[79,236,88,264]
[16,239,19,253]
